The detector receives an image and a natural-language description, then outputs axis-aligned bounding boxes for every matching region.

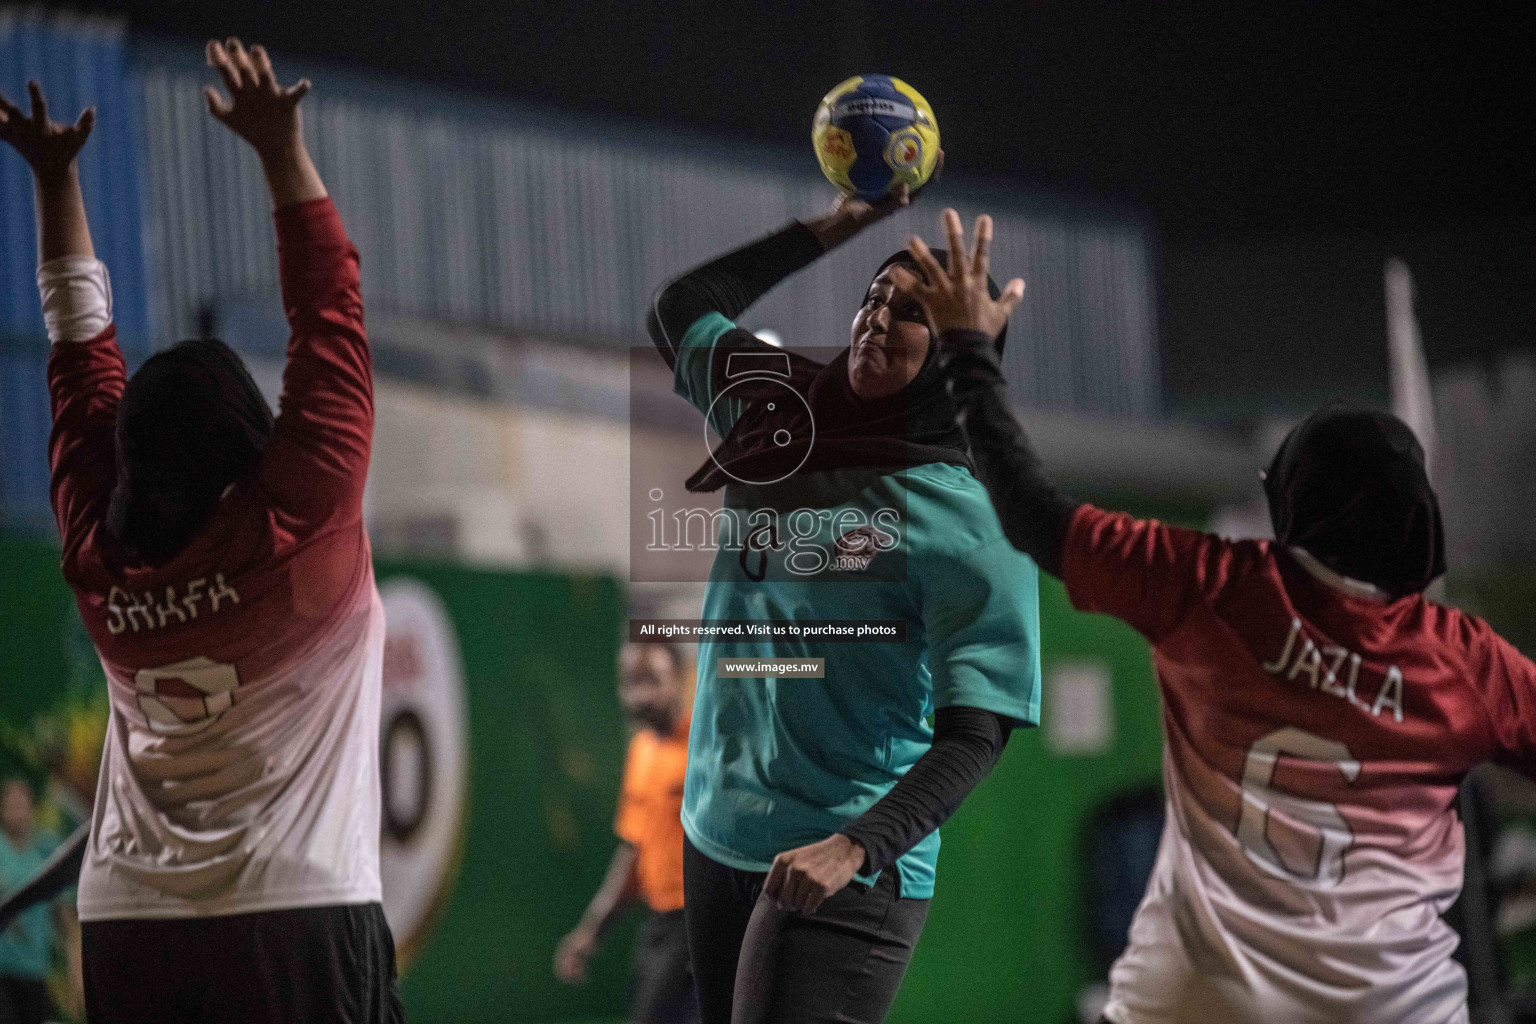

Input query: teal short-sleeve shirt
[672,313,1041,898]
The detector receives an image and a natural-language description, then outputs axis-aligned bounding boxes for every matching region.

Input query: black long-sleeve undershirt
[937,329,1080,577]
[646,220,826,368]
[840,705,1012,874]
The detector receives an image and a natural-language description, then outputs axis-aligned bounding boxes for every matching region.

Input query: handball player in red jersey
[0,40,401,1024]
[890,209,1536,1024]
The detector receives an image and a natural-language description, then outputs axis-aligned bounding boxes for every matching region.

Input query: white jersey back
[1063,507,1536,1024]
[77,571,384,920]
[46,199,384,921]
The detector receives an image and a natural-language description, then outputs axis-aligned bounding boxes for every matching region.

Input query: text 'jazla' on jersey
[1065,506,1536,1024]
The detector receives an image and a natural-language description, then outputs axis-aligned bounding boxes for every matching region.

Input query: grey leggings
[683,837,930,1024]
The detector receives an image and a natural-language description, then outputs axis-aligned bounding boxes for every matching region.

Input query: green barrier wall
[372,561,630,1022]
[1,536,1166,1024]
[891,574,1165,1024]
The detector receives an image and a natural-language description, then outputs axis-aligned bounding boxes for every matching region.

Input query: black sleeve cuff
[782,219,832,260]
[940,327,998,351]
[839,707,1009,875]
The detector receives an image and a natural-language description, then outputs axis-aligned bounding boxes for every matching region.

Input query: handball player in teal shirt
[647,183,1038,1024]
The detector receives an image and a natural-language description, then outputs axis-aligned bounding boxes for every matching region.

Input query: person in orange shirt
[556,642,698,1024]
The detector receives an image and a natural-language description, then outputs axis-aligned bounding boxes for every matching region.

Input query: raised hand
[203,38,325,208]
[0,81,94,185]
[888,208,1025,341]
[204,38,310,160]
[803,150,945,251]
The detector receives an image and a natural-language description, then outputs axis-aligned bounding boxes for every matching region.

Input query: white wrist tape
[37,256,113,344]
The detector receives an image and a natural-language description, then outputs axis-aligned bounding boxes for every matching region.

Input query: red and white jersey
[47,199,383,921]
[1064,505,1536,1024]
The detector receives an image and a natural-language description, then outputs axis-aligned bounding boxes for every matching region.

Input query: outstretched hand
[204,38,325,208]
[0,81,94,184]
[887,209,1025,342]
[204,38,310,161]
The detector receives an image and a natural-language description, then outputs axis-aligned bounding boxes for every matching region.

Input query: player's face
[618,646,685,733]
[0,780,33,840]
[848,267,932,400]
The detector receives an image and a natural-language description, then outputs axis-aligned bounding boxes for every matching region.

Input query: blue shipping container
[0,10,153,533]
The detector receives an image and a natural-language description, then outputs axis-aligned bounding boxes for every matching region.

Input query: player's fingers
[799,880,828,915]
[249,45,277,92]
[74,107,95,138]
[0,89,21,123]
[787,864,817,911]
[999,278,1026,317]
[226,38,257,90]
[283,79,311,106]
[778,868,807,912]
[206,40,242,97]
[202,86,233,122]
[27,80,48,126]
[972,215,993,279]
[862,182,911,222]
[942,209,966,279]
[905,235,947,288]
[764,855,788,900]
[884,263,923,296]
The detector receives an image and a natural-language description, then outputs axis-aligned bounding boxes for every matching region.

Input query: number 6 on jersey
[1236,727,1361,888]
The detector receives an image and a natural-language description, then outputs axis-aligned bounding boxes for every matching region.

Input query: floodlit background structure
[2,5,1534,1022]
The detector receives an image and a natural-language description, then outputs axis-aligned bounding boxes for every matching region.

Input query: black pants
[82,902,403,1024]
[629,908,701,1024]
[0,977,52,1024]
[683,837,929,1024]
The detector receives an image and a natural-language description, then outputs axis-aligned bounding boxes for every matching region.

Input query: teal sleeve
[673,311,753,439]
[921,534,1042,725]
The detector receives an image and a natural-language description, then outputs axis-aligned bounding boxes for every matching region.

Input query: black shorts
[683,837,930,1024]
[81,902,403,1024]
[628,909,700,1024]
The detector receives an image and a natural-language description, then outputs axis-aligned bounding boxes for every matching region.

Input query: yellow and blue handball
[812,74,940,201]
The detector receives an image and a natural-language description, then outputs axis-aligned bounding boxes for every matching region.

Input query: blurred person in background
[555,642,699,1024]
[0,38,399,1024]
[0,776,71,1024]
[904,207,1536,1024]
[646,183,1038,1024]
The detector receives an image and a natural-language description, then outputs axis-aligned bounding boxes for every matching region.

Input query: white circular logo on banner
[378,578,470,965]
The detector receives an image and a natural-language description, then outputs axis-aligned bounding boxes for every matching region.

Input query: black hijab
[1263,406,1445,598]
[687,249,1006,492]
[105,338,274,566]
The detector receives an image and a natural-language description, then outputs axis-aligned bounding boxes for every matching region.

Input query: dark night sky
[64,0,1536,416]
